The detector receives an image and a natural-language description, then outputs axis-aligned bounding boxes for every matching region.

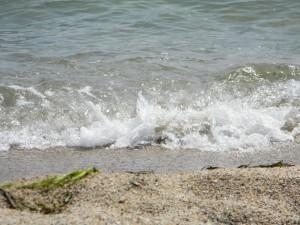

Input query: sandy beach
[1,166,300,225]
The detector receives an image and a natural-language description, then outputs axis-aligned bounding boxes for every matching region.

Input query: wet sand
[1,144,300,182]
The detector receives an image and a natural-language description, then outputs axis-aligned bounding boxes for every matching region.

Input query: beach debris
[0,168,98,214]
[0,188,19,209]
[125,170,154,175]
[254,161,294,168]
[202,166,220,170]
[202,161,294,170]
[238,161,294,169]
[237,164,251,168]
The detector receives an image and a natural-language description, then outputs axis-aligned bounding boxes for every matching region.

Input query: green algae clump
[0,183,13,190]
[19,167,98,190]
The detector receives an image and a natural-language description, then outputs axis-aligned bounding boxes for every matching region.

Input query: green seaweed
[19,167,98,190]
[0,183,13,189]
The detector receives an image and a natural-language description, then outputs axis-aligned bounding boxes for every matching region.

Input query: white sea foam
[0,129,60,151]
[0,94,4,104]
[45,90,55,97]
[72,91,294,151]
[8,85,46,99]
[78,86,97,98]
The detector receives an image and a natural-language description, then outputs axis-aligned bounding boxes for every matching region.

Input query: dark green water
[0,0,300,151]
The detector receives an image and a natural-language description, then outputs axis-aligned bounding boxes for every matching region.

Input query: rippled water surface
[0,0,300,151]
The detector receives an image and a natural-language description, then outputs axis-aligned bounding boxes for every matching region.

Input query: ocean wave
[1,64,300,151]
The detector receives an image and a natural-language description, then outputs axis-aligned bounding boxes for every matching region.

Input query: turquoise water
[0,0,300,151]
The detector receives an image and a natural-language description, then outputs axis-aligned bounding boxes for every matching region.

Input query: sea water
[0,0,300,151]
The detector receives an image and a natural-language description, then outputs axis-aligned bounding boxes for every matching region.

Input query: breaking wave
[1,64,300,152]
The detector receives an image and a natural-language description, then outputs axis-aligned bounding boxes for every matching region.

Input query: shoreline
[1,144,300,182]
[0,166,299,224]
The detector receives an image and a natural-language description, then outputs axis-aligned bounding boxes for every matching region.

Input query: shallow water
[1,145,300,182]
[0,0,300,151]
